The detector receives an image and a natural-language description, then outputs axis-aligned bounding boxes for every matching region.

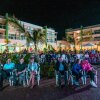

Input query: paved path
[0,65,100,100]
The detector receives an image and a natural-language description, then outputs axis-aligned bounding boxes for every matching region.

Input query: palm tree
[77,26,93,51]
[65,33,76,52]
[43,26,47,47]
[5,13,9,44]
[5,14,46,52]
[47,44,55,51]
[79,26,84,51]
[8,15,30,49]
[25,29,46,52]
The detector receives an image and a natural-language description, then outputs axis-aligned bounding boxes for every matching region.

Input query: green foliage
[26,29,46,52]
[48,64,55,78]
[40,63,49,77]
[66,33,75,45]
[43,48,48,53]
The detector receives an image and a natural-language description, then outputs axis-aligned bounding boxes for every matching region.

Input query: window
[20,35,25,40]
[0,33,4,39]
[94,37,100,41]
[94,30,100,34]
[8,34,16,39]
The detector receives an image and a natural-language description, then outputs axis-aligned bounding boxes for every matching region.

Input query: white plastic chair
[82,67,97,85]
[9,69,17,86]
[26,65,40,86]
[55,71,68,86]
[68,69,85,85]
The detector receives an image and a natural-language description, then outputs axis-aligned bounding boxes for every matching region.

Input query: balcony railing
[0,34,26,40]
[0,25,6,29]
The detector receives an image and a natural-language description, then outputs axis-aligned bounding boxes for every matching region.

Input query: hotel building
[0,14,57,52]
[65,25,100,51]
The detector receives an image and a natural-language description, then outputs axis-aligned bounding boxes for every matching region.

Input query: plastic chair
[55,70,68,86]
[82,67,97,85]
[68,69,85,85]
[26,65,40,86]
[9,69,17,86]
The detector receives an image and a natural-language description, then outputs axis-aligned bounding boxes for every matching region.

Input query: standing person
[16,58,27,86]
[55,57,67,87]
[28,57,39,88]
[0,60,3,91]
[45,52,52,64]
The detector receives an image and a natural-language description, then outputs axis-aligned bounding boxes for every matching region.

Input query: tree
[79,26,84,51]
[77,26,93,51]
[43,26,47,47]
[65,33,76,52]
[6,14,46,52]
[25,29,46,52]
[5,13,9,44]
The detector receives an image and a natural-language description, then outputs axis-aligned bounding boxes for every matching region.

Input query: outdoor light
[77,36,81,39]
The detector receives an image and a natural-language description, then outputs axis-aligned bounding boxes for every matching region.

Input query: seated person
[16,58,27,86]
[28,57,39,88]
[55,57,67,87]
[81,60,97,87]
[0,60,3,90]
[3,58,15,77]
[72,59,82,85]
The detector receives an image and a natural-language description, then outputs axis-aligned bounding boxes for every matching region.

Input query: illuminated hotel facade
[0,14,57,52]
[66,25,100,51]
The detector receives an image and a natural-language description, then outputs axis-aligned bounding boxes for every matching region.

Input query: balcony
[94,37,100,41]
[0,25,6,29]
[0,34,26,40]
[93,30,100,34]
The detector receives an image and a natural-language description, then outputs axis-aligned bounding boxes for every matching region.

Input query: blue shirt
[4,63,15,70]
[28,62,38,72]
[72,63,82,74]
[59,63,64,71]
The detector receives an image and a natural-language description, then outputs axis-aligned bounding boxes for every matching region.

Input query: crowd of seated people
[0,50,99,91]
[0,56,39,91]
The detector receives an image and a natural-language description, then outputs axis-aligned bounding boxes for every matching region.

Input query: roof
[66,24,100,32]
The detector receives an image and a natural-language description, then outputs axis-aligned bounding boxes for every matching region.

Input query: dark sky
[0,0,100,39]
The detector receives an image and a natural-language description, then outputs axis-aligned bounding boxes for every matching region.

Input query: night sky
[0,0,100,39]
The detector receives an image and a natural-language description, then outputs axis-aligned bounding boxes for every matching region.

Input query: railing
[0,34,26,40]
[0,25,6,29]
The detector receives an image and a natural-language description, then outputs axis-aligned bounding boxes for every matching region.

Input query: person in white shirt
[76,53,83,60]
[61,53,66,61]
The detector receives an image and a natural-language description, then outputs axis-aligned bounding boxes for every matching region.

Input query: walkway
[0,65,100,100]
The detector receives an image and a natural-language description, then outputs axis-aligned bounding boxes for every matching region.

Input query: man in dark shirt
[55,57,67,87]
[45,53,52,64]
[16,58,27,86]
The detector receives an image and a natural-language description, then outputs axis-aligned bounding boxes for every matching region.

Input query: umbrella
[2,43,15,47]
[13,43,25,47]
[82,43,95,47]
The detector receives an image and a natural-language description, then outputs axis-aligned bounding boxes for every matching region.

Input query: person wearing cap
[28,57,39,88]
[55,57,67,87]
